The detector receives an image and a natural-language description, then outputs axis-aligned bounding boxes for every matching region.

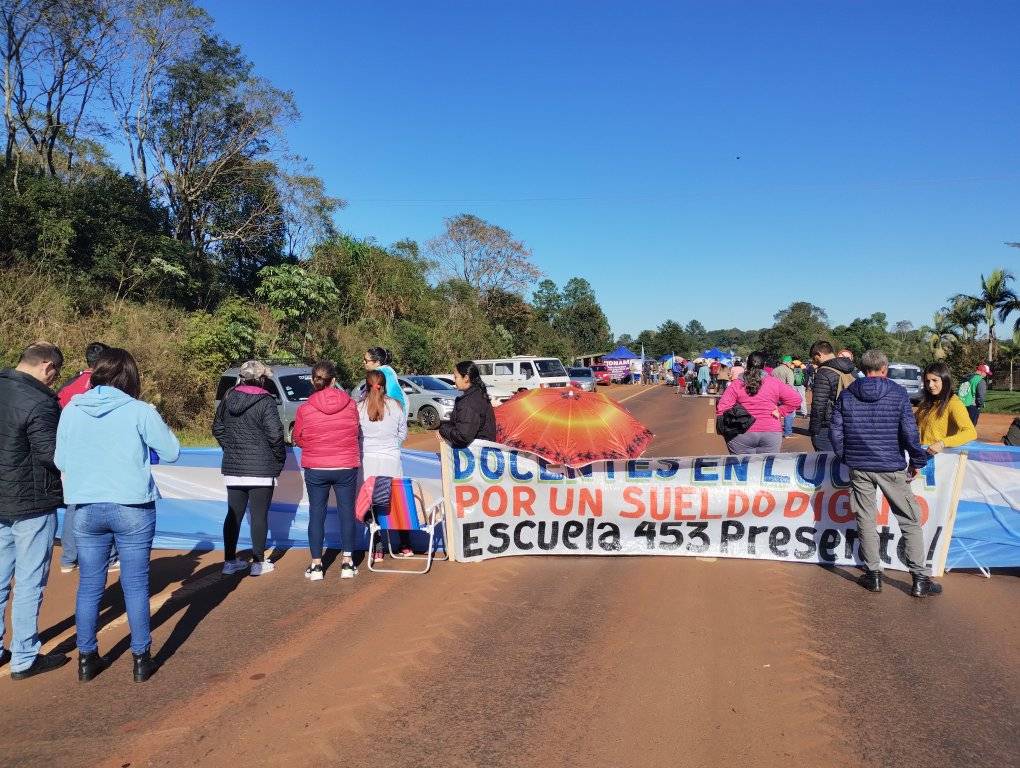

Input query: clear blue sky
[202,0,1019,337]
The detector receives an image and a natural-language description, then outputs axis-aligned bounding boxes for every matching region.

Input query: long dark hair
[90,347,141,399]
[366,347,391,366]
[455,360,487,395]
[917,362,953,422]
[743,351,766,396]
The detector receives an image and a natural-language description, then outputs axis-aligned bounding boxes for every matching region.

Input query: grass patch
[177,427,216,447]
[983,390,1020,414]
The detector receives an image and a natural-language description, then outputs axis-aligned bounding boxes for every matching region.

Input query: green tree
[555,277,612,354]
[255,263,338,357]
[655,320,692,357]
[427,213,542,294]
[756,302,830,362]
[951,268,1017,361]
[483,288,534,355]
[832,312,891,359]
[685,319,707,350]
[531,279,561,325]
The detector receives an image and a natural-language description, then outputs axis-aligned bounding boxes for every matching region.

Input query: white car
[430,373,513,407]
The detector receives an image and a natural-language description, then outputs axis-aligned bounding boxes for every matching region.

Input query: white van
[473,356,571,393]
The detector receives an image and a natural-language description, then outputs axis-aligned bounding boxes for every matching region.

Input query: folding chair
[356,477,448,574]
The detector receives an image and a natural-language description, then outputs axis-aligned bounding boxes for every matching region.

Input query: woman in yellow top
[915,362,977,454]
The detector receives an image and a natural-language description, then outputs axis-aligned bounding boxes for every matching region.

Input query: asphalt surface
[1,385,1017,768]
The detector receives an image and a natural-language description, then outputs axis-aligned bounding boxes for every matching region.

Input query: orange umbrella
[495,387,653,467]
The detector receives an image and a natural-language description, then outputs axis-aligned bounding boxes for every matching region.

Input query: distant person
[957,363,991,427]
[359,369,409,559]
[292,361,360,581]
[0,342,68,680]
[829,349,941,598]
[630,357,642,384]
[440,361,498,448]
[672,358,684,394]
[772,356,797,439]
[808,340,857,452]
[709,358,721,388]
[792,360,808,417]
[363,347,407,413]
[57,341,109,409]
[838,349,864,378]
[715,351,801,455]
[56,348,180,682]
[729,359,745,383]
[212,360,286,576]
[697,362,710,395]
[915,362,977,454]
[717,364,730,393]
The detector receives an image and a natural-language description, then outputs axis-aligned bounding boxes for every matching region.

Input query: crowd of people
[0,341,496,683]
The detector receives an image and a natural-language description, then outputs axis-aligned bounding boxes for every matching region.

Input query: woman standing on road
[359,369,409,558]
[292,361,360,581]
[213,360,286,577]
[439,361,497,448]
[715,351,801,455]
[363,347,406,413]
[915,362,977,455]
[55,348,180,683]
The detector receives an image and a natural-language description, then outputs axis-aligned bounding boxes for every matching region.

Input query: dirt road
[1,386,1017,768]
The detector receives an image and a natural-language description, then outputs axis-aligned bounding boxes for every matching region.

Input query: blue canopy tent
[604,346,639,359]
[603,346,640,382]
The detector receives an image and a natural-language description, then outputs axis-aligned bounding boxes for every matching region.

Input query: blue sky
[202,0,1019,337]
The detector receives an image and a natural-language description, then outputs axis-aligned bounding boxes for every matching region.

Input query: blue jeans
[304,468,359,559]
[60,505,117,567]
[0,511,57,672]
[74,502,156,655]
[783,413,795,438]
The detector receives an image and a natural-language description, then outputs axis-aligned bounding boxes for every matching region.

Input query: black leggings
[224,486,274,562]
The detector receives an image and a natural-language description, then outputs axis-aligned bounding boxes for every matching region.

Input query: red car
[591,364,612,386]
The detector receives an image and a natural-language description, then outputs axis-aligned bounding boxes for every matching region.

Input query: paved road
[1,386,1017,767]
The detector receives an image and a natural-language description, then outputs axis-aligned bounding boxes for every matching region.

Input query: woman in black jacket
[212,360,286,576]
[439,361,497,448]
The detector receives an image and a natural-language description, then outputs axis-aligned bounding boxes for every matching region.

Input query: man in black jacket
[0,343,69,678]
[808,340,858,453]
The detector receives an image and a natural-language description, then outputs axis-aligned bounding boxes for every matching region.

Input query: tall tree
[555,276,612,354]
[531,278,561,325]
[756,302,830,362]
[950,268,1016,361]
[427,213,542,294]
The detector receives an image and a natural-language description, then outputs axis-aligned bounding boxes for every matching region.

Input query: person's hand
[906,465,919,479]
[927,441,944,456]
[771,409,781,420]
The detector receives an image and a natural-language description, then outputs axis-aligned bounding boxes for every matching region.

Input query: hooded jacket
[829,376,928,472]
[809,357,858,435]
[292,387,360,469]
[212,386,286,478]
[55,385,180,505]
[57,369,92,409]
[0,369,62,518]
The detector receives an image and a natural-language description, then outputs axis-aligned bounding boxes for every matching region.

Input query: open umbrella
[495,387,653,467]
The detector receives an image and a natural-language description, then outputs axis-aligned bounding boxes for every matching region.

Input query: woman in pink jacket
[715,352,801,454]
[292,361,361,580]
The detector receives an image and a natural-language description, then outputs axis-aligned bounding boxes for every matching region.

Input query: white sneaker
[339,561,357,579]
[222,558,249,575]
[250,560,275,576]
[305,564,324,581]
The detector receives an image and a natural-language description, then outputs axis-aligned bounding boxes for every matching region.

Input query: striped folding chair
[356,477,448,574]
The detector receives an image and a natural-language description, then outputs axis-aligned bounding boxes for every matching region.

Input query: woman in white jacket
[358,370,409,558]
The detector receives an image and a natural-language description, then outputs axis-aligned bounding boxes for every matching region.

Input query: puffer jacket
[439,385,496,448]
[0,369,62,518]
[212,386,286,477]
[292,387,360,468]
[809,357,857,435]
[829,376,928,472]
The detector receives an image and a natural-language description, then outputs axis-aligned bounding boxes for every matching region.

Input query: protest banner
[440,442,965,573]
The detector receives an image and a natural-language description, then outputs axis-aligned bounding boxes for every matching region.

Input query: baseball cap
[792,359,802,367]
[782,355,793,363]
[239,360,270,380]
[976,364,992,376]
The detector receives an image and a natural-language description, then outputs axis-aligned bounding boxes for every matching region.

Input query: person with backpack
[915,362,977,454]
[808,340,858,452]
[715,352,801,454]
[957,364,991,427]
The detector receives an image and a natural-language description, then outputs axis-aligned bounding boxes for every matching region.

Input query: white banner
[441,442,963,572]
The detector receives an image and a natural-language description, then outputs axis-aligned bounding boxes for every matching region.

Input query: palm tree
[951,269,1018,361]
[997,330,1020,391]
[942,297,982,343]
[922,311,961,361]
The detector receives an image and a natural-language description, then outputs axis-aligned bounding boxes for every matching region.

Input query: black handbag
[716,403,755,442]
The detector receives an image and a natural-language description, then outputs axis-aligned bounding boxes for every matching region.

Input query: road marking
[617,387,658,404]
[706,418,716,434]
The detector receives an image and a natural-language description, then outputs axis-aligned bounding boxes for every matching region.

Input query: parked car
[473,356,571,393]
[431,373,514,407]
[350,374,461,429]
[567,367,597,392]
[216,365,314,442]
[590,364,612,386]
[888,362,923,404]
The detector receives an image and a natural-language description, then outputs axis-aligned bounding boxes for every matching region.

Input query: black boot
[911,574,943,598]
[78,651,107,682]
[10,652,68,680]
[132,649,156,682]
[857,570,882,593]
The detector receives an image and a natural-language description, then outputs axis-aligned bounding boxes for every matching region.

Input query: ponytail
[364,370,387,422]
[743,351,767,396]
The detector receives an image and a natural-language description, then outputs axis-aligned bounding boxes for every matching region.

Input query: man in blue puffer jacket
[830,349,942,598]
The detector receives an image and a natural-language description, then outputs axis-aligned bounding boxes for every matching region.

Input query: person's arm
[899,394,929,469]
[262,400,287,467]
[439,398,481,448]
[810,370,834,429]
[394,401,408,444]
[941,397,978,448]
[828,395,844,460]
[776,382,801,417]
[26,400,60,473]
[212,397,227,447]
[715,384,737,416]
[975,379,987,408]
[140,403,181,463]
[291,405,306,447]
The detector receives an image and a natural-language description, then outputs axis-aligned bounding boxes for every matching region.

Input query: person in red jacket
[57,342,109,410]
[292,360,361,580]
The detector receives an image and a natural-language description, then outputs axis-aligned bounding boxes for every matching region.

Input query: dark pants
[967,405,980,426]
[304,468,358,558]
[811,428,834,453]
[224,486,274,562]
